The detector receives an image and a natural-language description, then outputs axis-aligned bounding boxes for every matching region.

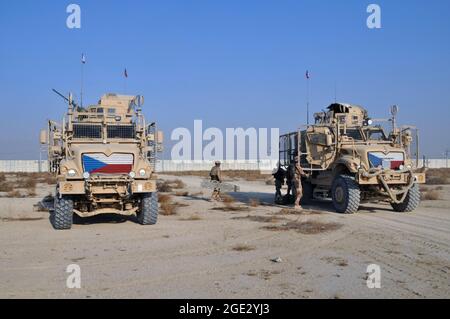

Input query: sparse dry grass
[158,194,173,204]
[249,198,260,207]
[160,202,178,215]
[0,173,49,197]
[232,215,285,223]
[222,194,236,204]
[157,181,173,192]
[171,179,186,189]
[262,220,342,234]
[321,256,348,267]
[212,194,249,211]
[422,190,441,200]
[1,216,44,222]
[179,214,202,221]
[213,205,249,212]
[426,168,450,185]
[17,177,36,189]
[157,194,178,215]
[26,189,37,197]
[157,179,186,192]
[0,181,13,192]
[232,244,255,251]
[277,208,322,215]
[6,190,23,198]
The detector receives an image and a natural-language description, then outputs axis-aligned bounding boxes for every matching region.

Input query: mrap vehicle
[41,92,163,229]
[276,103,425,214]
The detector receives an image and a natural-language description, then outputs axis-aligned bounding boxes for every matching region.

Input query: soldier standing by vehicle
[272,166,286,204]
[293,156,306,209]
[210,161,223,201]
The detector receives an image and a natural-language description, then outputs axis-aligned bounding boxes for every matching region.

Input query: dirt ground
[0,174,449,299]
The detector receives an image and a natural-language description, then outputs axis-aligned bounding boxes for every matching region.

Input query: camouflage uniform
[210,163,222,201]
[293,161,305,209]
[272,167,286,204]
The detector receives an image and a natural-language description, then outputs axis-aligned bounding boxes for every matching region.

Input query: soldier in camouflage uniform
[272,167,286,204]
[293,156,306,209]
[209,161,223,201]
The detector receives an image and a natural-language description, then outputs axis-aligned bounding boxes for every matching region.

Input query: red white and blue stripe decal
[83,153,133,174]
[368,152,404,170]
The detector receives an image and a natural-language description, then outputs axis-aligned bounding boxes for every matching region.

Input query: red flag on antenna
[124,68,128,78]
[306,70,310,79]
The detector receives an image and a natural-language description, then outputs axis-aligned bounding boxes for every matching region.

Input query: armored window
[341,128,363,140]
[107,125,136,139]
[108,108,115,114]
[73,124,102,139]
[367,130,387,141]
[97,108,104,113]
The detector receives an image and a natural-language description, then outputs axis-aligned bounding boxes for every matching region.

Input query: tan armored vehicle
[40,91,163,229]
[276,103,425,214]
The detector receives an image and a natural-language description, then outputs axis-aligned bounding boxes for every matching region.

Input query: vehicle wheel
[391,183,420,213]
[137,192,158,225]
[301,180,314,204]
[331,175,360,214]
[52,195,73,230]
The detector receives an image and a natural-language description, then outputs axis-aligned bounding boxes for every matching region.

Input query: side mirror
[39,129,47,144]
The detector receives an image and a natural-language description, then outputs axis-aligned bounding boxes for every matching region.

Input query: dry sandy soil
[0,174,449,299]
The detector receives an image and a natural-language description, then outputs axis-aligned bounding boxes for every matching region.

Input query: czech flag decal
[368,152,404,170]
[83,153,133,174]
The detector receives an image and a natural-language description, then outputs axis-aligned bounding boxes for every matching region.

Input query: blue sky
[0,0,449,159]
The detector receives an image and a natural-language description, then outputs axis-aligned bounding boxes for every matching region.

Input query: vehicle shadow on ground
[73,214,137,225]
[227,191,275,206]
[47,210,139,227]
[226,191,395,214]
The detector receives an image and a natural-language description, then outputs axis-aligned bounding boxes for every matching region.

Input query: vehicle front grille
[368,152,404,170]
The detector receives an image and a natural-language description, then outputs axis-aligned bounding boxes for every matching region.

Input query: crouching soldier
[210,161,223,201]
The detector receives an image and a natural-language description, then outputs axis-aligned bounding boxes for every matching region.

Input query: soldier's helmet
[215,161,221,165]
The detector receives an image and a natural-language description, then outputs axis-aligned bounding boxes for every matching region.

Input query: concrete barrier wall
[0,160,48,173]
[0,159,447,173]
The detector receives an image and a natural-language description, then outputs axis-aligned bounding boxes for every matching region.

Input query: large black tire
[137,192,158,225]
[52,196,74,230]
[301,180,314,204]
[391,183,420,213]
[331,175,360,214]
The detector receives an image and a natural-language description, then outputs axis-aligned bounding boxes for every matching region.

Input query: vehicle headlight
[139,169,146,177]
[129,171,136,178]
[83,172,90,179]
[67,169,77,177]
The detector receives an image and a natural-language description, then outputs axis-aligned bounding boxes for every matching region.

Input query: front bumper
[58,178,156,195]
[357,168,425,204]
[358,169,425,185]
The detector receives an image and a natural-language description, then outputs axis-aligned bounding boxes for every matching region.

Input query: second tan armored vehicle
[276,103,425,214]
[41,92,163,229]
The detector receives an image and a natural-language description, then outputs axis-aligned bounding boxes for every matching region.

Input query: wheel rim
[335,186,345,203]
